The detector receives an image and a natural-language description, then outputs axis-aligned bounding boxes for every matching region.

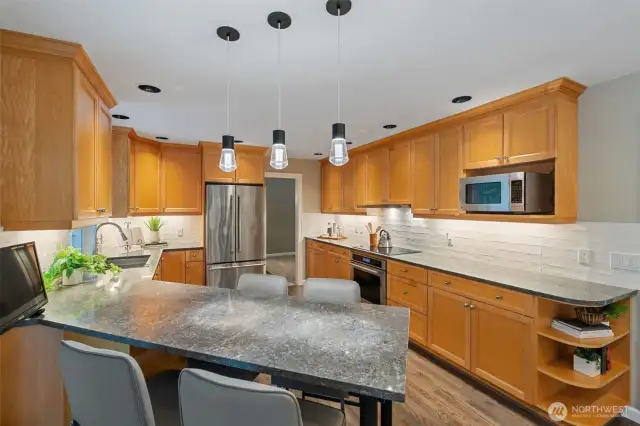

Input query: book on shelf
[551,318,614,339]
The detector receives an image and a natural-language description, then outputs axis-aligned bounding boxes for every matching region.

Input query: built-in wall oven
[350,252,386,305]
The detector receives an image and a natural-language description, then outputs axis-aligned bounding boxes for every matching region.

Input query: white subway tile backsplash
[316,208,640,290]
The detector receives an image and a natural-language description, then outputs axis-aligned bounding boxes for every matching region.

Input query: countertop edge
[305,237,638,307]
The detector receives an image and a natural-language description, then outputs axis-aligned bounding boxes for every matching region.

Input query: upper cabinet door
[161,146,202,214]
[132,140,161,214]
[463,114,504,169]
[354,154,367,211]
[329,164,343,212]
[411,134,436,215]
[503,100,556,165]
[321,162,331,212]
[95,102,112,217]
[435,127,463,215]
[365,148,387,205]
[75,75,98,220]
[203,145,236,183]
[342,159,356,212]
[387,140,412,204]
[236,151,265,184]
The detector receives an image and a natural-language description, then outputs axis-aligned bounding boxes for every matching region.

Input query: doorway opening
[265,173,302,285]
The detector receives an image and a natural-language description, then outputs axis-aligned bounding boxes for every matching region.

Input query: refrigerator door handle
[230,194,235,254]
[208,262,266,271]
[237,195,241,253]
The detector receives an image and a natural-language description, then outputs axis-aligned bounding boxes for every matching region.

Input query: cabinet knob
[334,259,339,263]
[502,156,509,160]
[402,290,408,295]
[401,268,408,272]
[464,302,470,307]
[495,156,501,161]
[97,208,106,213]
[444,280,451,285]
[495,295,503,300]
[469,304,477,310]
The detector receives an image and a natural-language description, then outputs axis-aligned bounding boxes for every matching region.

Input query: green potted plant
[43,246,122,291]
[573,347,601,377]
[144,217,166,244]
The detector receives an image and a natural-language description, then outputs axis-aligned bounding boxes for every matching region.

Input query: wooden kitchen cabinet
[388,299,428,347]
[354,154,367,209]
[321,158,365,214]
[427,286,471,369]
[201,142,267,184]
[387,140,412,204]
[503,100,556,165]
[471,300,533,402]
[463,114,504,169]
[131,138,161,215]
[342,159,356,212]
[0,30,117,230]
[411,134,436,215]
[365,148,387,205]
[306,245,327,279]
[434,127,463,215]
[160,144,202,214]
[160,251,186,284]
[328,252,351,280]
[185,261,205,286]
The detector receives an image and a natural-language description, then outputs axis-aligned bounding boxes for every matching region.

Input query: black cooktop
[351,245,421,256]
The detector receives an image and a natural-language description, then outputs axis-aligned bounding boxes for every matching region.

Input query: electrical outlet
[610,252,640,272]
[178,228,184,237]
[577,249,591,265]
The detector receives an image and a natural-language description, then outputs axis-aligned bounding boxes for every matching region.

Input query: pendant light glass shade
[219,135,237,172]
[270,129,288,169]
[329,122,348,166]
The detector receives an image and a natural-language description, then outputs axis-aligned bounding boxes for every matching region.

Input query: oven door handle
[350,261,384,277]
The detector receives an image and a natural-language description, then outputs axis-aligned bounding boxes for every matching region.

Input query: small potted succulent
[43,246,122,291]
[144,217,166,243]
[573,347,601,377]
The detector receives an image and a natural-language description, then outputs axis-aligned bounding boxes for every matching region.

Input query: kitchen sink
[107,254,150,269]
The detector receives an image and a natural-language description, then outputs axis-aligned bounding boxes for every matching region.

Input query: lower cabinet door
[329,253,351,280]
[388,299,427,347]
[470,300,534,403]
[161,251,186,283]
[185,261,205,286]
[427,287,471,369]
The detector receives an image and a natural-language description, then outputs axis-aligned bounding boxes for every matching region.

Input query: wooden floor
[289,349,545,426]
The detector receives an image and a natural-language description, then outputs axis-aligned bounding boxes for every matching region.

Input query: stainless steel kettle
[378,230,392,248]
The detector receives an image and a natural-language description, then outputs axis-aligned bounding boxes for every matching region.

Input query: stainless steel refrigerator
[205,184,266,288]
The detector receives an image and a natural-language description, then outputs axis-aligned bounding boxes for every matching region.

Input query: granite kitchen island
[10,278,410,426]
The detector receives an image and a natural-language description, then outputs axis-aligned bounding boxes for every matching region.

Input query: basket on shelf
[575,307,605,325]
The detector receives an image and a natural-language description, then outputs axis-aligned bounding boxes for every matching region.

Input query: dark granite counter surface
[306,236,637,307]
[38,279,409,401]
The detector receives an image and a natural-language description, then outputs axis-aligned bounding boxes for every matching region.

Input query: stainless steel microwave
[459,172,553,214]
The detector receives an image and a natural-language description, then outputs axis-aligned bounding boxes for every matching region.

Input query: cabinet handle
[444,280,451,285]
[495,156,501,161]
[464,302,470,307]
[495,295,503,300]
[469,304,477,310]
[401,268,408,272]
[502,156,509,160]
[97,208,106,213]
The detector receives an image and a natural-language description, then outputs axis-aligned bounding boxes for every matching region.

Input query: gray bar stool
[59,340,180,426]
[273,278,361,410]
[179,368,345,426]
[237,273,289,297]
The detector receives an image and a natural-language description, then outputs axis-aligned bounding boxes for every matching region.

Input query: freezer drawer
[206,262,266,289]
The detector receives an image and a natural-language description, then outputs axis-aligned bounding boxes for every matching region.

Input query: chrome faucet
[94,223,129,254]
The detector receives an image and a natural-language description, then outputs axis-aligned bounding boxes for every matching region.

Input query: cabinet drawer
[388,260,427,284]
[186,249,203,262]
[327,246,350,259]
[388,299,427,347]
[429,271,534,316]
[307,240,325,251]
[387,274,427,314]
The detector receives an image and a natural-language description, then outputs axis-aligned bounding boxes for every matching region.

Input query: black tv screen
[0,242,48,335]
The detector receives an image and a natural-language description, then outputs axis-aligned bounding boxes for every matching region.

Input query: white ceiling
[1,0,640,158]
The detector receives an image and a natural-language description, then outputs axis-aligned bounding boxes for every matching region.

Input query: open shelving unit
[535,298,632,425]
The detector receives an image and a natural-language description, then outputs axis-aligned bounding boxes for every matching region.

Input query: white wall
[0,230,70,270]
[578,70,640,222]
[102,216,203,247]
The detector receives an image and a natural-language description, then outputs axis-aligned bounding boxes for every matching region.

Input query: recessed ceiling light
[452,95,472,104]
[346,141,353,145]
[138,84,161,93]
[112,114,130,120]
[313,153,323,156]
[383,124,397,129]
[155,136,169,140]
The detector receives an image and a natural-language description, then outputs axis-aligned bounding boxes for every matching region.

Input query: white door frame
[265,172,303,285]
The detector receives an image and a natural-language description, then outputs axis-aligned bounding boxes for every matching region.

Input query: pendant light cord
[336,6,341,123]
[226,34,231,135]
[277,21,282,129]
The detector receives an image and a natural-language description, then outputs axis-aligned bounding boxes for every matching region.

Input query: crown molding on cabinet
[0,29,117,109]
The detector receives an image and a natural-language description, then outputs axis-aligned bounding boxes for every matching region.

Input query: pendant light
[217,26,240,172]
[268,12,292,170]
[327,0,352,166]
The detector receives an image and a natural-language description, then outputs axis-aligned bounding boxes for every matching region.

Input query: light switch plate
[610,252,640,271]
[578,249,592,265]
[178,228,184,237]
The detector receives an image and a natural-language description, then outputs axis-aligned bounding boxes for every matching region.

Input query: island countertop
[306,236,637,307]
[36,279,410,401]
